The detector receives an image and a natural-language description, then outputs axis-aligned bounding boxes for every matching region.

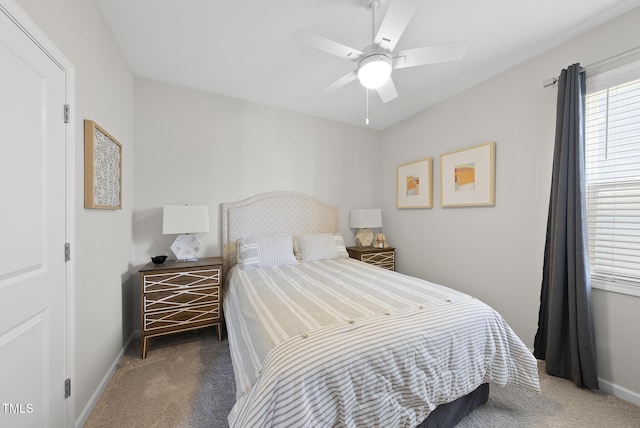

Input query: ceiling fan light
[357,55,392,89]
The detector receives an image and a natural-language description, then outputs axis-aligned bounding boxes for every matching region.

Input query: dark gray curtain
[534,63,599,390]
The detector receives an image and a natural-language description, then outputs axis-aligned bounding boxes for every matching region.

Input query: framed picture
[84,120,122,209]
[440,142,495,207]
[397,158,433,209]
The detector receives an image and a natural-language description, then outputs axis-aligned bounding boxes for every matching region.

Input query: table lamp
[162,205,209,261]
[350,208,382,247]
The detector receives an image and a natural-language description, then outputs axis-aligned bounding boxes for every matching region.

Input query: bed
[221,191,540,427]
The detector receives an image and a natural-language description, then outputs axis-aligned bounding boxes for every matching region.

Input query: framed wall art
[397,158,433,209]
[84,120,122,209]
[440,142,495,207]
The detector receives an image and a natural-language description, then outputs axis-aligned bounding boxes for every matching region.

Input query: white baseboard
[598,377,640,407]
[75,331,137,427]
[533,355,640,407]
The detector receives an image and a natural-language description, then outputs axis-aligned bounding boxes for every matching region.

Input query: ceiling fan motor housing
[357,54,392,89]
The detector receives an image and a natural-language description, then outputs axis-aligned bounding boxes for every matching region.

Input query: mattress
[224,258,540,427]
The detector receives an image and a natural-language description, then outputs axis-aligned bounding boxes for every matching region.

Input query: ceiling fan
[294,0,468,104]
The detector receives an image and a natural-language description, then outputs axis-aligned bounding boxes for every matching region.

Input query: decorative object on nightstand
[347,246,395,271]
[139,257,223,358]
[373,233,388,248]
[350,208,382,247]
[151,255,167,265]
[162,204,209,261]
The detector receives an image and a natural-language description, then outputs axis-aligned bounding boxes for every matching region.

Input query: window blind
[585,74,640,292]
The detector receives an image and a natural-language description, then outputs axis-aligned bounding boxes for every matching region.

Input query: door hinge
[64,378,71,398]
[64,104,70,123]
[64,243,70,262]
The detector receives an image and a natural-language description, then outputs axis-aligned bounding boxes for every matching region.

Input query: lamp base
[355,228,374,247]
[170,234,202,262]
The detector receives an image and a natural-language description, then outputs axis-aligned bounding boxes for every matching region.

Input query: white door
[0,4,69,428]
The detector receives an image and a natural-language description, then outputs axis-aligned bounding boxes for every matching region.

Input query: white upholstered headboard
[221,191,339,275]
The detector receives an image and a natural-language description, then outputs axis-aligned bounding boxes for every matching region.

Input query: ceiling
[96,0,640,130]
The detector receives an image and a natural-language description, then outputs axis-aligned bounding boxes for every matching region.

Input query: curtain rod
[542,45,640,88]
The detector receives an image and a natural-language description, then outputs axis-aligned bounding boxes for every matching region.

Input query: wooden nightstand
[139,257,223,358]
[346,246,396,271]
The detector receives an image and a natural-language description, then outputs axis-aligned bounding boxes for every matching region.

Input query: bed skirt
[417,383,490,428]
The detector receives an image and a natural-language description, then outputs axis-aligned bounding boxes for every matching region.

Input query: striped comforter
[224,258,540,427]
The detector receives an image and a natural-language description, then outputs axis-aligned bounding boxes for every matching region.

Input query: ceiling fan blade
[376,77,398,103]
[374,0,421,52]
[294,29,365,61]
[393,41,469,69]
[317,71,358,94]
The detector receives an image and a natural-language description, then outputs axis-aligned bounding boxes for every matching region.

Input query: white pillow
[297,233,349,262]
[256,234,298,268]
[236,234,298,270]
[236,237,260,270]
[332,233,349,259]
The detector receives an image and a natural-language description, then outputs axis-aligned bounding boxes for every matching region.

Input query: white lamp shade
[350,208,383,228]
[357,55,392,89]
[162,205,210,234]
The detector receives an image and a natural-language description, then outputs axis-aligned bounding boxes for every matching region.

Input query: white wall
[380,8,640,402]
[14,0,135,422]
[132,78,382,307]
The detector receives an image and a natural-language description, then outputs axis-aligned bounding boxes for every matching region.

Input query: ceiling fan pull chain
[366,88,370,125]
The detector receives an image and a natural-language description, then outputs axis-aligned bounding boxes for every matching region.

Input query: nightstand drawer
[143,267,220,293]
[372,261,394,270]
[360,251,394,267]
[143,302,220,333]
[144,285,220,312]
[347,246,396,271]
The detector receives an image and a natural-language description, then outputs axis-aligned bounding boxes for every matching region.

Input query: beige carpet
[84,329,640,427]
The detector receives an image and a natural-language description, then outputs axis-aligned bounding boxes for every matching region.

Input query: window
[585,61,640,296]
